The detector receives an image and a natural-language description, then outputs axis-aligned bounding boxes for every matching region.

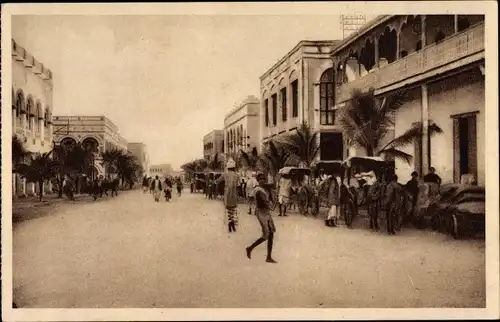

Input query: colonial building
[259,40,345,161]
[12,39,54,197]
[127,142,150,177]
[203,129,224,160]
[149,164,174,178]
[52,115,129,179]
[331,15,485,184]
[224,95,260,156]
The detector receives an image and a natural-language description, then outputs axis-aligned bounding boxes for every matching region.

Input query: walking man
[142,176,149,193]
[151,175,163,202]
[216,158,240,233]
[246,173,278,263]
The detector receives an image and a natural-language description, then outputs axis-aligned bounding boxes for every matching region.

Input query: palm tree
[208,152,223,171]
[18,152,59,201]
[12,135,30,172]
[281,122,320,168]
[52,143,93,197]
[338,88,443,164]
[116,153,141,188]
[194,158,208,172]
[239,147,261,171]
[181,161,197,182]
[260,140,291,181]
[101,148,124,179]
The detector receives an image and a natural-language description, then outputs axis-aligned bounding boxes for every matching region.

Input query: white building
[331,15,485,184]
[259,40,345,161]
[11,39,54,197]
[203,129,224,161]
[224,95,260,156]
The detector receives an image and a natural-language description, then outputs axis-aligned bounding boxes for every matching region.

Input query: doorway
[453,112,478,183]
[320,132,344,161]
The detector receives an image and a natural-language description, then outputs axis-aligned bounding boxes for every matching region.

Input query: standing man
[385,174,403,235]
[278,173,291,216]
[424,167,442,185]
[246,173,278,263]
[246,173,259,215]
[216,158,240,233]
[142,176,149,193]
[151,175,163,202]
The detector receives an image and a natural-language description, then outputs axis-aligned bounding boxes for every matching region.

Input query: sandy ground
[12,189,485,308]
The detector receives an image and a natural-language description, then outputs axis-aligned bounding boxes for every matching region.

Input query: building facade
[331,15,485,184]
[12,39,54,196]
[224,95,260,156]
[259,40,346,162]
[52,115,129,179]
[127,142,150,177]
[203,129,224,160]
[149,164,174,178]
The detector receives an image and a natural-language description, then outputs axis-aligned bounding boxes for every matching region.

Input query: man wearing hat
[245,172,278,263]
[216,158,240,233]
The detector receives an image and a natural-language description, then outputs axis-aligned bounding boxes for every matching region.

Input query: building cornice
[12,39,53,85]
[260,40,341,81]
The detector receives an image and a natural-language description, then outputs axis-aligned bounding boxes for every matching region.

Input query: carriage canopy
[311,160,344,177]
[278,166,311,176]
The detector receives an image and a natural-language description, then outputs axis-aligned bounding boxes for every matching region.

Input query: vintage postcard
[1,1,499,321]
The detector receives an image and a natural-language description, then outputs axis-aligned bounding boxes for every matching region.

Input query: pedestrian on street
[216,158,240,233]
[246,173,259,215]
[142,176,149,193]
[176,177,183,196]
[164,176,172,201]
[424,167,442,186]
[278,173,291,216]
[325,175,342,227]
[384,174,403,235]
[246,173,278,263]
[151,175,163,202]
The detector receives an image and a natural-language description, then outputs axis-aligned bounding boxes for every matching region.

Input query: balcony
[335,22,485,104]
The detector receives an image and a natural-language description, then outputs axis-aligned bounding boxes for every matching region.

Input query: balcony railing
[336,22,485,104]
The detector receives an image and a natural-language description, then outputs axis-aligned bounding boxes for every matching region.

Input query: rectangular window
[272,94,278,126]
[264,99,269,127]
[291,80,299,118]
[280,87,287,122]
[320,82,335,125]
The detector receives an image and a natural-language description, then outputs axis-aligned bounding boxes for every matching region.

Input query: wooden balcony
[335,22,485,104]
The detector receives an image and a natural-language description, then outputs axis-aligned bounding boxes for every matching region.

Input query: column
[421,15,427,47]
[39,118,45,141]
[21,178,27,196]
[421,84,429,175]
[303,59,310,125]
[21,114,27,136]
[374,37,380,68]
[12,174,17,197]
[396,31,401,59]
[28,182,36,196]
[454,15,458,33]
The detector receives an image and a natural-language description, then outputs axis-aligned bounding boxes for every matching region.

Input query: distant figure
[424,167,442,185]
[142,176,149,193]
[405,171,420,218]
[325,175,342,227]
[164,177,173,201]
[176,177,183,196]
[278,174,291,216]
[385,174,404,235]
[246,173,259,215]
[245,173,278,263]
[151,175,163,202]
[216,159,240,233]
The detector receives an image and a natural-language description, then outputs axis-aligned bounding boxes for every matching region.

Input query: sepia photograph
[1,2,498,321]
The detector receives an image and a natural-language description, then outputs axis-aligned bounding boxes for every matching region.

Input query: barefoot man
[246,173,278,263]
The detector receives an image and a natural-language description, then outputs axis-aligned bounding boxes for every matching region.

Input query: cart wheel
[344,203,355,228]
[451,214,461,239]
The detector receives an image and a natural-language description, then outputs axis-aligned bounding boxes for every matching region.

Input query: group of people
[142,175,184,203]
[215,159,278,264]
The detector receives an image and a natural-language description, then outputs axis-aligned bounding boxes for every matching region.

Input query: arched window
[15,90,25,118]
[319,68,335,125]
[82,137,99,153]
[35,101,42,133]
[26,97,34,130]
[60,137,77,152]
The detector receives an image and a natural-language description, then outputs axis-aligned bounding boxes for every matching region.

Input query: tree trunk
[366,146,375,156]
[39,181,44,202]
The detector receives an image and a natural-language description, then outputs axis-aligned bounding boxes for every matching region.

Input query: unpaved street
[13,190,485,308]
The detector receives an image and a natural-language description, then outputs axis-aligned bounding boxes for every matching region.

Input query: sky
[11,14,375,169]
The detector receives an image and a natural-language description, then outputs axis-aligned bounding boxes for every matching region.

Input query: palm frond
[378,147,413,165]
